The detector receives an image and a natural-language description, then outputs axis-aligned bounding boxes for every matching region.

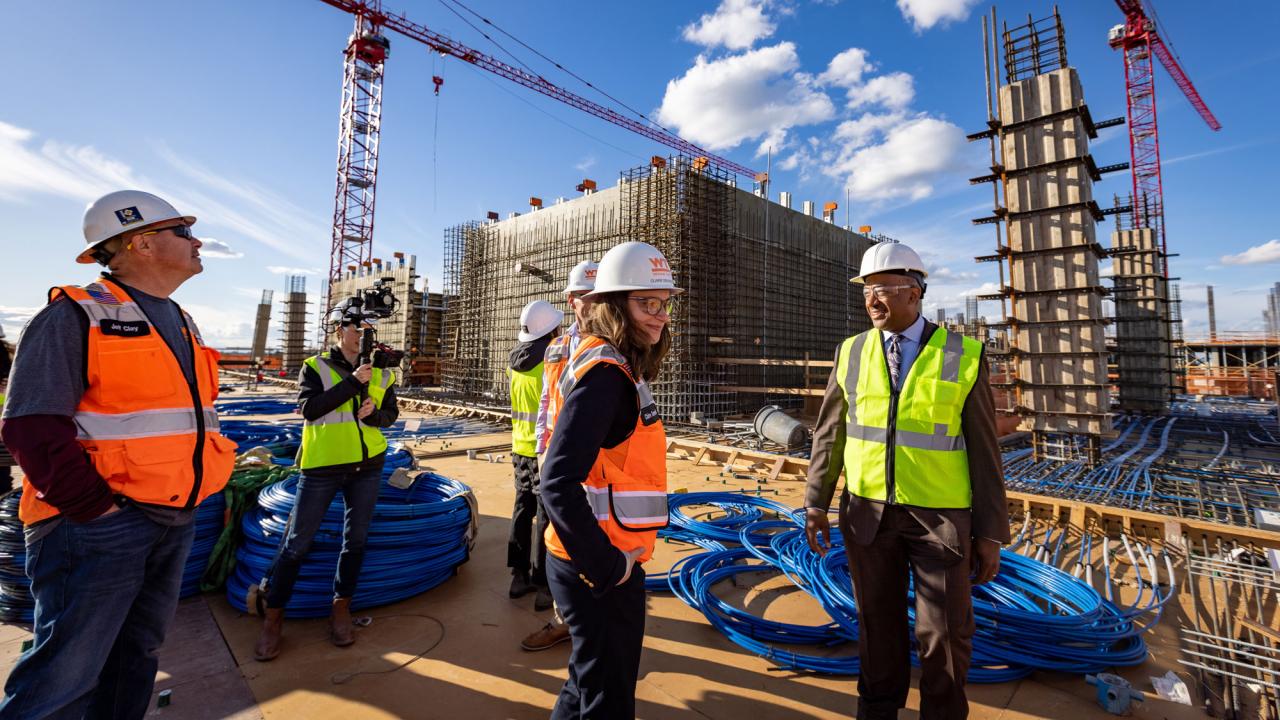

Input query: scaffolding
[440,156,872,419]
[279,276,309,374]
[973,9,1110,461]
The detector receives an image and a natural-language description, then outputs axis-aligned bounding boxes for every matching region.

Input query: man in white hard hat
[804,241,1008,719]
[507,300,563,611]
[521,261,597,652]
[0,190,236,719]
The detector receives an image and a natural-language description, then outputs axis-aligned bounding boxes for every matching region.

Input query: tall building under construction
[442,156,875,420]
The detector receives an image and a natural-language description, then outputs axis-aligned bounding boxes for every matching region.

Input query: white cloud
[960,281,1001,297]
[197,237,242,259]
[574,155,596,174]
[1221,239,1280,265]
[852,72,915,110]
[826,115,967,201]
[818,48,871,88]
[656,42,834,152]
[896,0,981,31]
[156,145,327,263]
[0,305,42,341]
[181,303,254,348]
[0,121,145,204]
[683,0,777,50]
[266,266,321,276]
[930,266,977,281]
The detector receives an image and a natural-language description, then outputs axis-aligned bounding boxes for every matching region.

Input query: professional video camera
[329,278,404,370]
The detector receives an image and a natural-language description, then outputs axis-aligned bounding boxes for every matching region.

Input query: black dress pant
[844,503,976,720]
[508,454,548,585]
[546,552,646,720]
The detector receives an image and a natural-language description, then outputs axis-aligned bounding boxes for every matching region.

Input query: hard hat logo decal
[648,257,671,278]
[114,207,144,226]
[585,269,596,278]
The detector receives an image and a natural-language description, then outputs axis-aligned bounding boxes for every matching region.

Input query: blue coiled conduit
[225,469,473,617]
[650,492,1172,681]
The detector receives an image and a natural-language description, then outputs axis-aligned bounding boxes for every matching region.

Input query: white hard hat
[563,260,599,295]
[80,190,196,265]
[851,241,928,284]
[586,241,684,297]
[518,300,563,342]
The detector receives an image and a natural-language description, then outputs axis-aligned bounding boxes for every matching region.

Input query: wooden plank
[1240,617,1280,644]
[768,458,786,483]
[692,447,708,467]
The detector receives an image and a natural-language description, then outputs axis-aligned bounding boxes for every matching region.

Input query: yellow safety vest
[836,326,982,509]
[509,361,543,458]
[298,355,393,469]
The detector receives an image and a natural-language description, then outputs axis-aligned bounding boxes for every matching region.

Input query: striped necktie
[887,333,903,389]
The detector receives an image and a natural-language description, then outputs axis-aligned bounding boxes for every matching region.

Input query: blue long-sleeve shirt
[539,362,640,596]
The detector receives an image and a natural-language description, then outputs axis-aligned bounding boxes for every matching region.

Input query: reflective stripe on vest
[543,335,669,565]
[297,356,392,469]
[837,325,982,509]
[19,277,236,524]
[541,335,571,448]
[509,360,543,458]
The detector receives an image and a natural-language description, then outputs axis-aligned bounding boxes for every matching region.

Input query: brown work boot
[254,608,285,661]
[330,597,355,647]
[520,621,570,652]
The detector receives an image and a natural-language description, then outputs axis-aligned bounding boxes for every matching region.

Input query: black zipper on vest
[175,309,206,510]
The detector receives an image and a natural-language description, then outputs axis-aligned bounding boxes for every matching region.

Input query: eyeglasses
[862,283,917,301]
[628,296,675,316]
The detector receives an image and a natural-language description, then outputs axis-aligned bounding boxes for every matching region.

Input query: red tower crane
[1108,0,1220,257]
[317,0,758,301]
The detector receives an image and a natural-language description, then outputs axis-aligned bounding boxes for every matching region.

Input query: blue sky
[2,0,1276,346]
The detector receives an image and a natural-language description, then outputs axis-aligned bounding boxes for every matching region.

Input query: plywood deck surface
[0,411,1213,719]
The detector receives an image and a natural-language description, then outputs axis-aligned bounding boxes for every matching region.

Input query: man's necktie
[887,334,902,389]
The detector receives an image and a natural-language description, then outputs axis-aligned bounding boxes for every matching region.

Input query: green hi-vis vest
[298,355,394,470]
[836,326,983,509]
[509,362,544,458]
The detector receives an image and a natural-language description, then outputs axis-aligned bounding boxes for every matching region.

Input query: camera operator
[253,307,398,661]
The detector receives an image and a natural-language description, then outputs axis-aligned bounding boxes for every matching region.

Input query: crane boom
[317,0,758,178]
[1148,35,1221,131]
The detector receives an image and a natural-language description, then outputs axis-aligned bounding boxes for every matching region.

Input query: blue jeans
[265,460,382,608]
[0,506,195,720]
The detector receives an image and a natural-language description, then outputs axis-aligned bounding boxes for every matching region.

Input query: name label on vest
[100,319,151,337]
[640,403,659,426]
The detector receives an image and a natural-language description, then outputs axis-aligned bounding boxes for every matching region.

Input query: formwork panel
[1112,227,1173,411]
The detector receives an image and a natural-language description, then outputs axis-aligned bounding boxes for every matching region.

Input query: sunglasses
[628,296,675,316]
[127,224,196,250]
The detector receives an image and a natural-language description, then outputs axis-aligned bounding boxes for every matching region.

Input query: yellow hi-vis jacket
[297,355,393,470]
[509,361,543,458]
[836,326,982,508]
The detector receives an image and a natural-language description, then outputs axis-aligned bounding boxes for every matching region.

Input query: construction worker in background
[0,190,237,719]
[253,307,399,661]
[521,259,598,653]
[804,241,1009,720]
[0,323,12,492]
[541,241,679,719]
[507,299,563,610]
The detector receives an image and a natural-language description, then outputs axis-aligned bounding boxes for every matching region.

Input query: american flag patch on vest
[84,283,121,305]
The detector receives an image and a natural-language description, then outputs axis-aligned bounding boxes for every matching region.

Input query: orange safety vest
[540,333,571,449]
[19,277,238,524]
[543,335,668,565]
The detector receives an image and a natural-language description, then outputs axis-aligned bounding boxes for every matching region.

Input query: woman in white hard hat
[540,240,679,719]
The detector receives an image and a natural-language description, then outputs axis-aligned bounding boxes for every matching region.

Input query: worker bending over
[507,299,562,609]
[541,241,678,719]
[805,241,1009,720]
[0,191,236,719]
